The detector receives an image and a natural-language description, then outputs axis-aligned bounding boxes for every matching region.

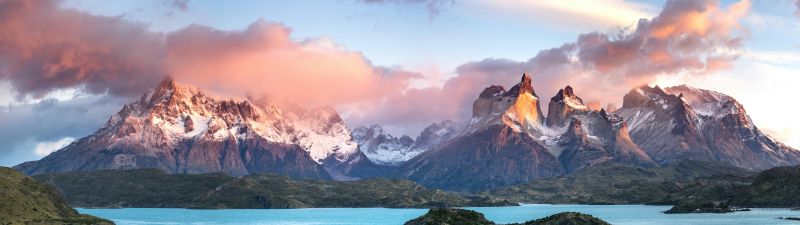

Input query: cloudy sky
[1,0,799,166]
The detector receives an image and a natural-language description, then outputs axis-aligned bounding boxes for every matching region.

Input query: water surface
[79,204,800,225]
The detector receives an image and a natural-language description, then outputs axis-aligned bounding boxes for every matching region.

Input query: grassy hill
[34,169,513,209]
[482,160,754,205]
[0,167,113,225]
[729,165,800,207]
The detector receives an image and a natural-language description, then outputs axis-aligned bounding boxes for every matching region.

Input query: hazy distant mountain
[14,78,378,180]
[352,121,463,166]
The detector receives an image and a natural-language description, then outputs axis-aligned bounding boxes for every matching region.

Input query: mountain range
[14,74,800,191]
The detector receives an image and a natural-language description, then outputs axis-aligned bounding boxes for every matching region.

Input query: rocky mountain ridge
[15,78,373,180]
[14,74,800,192]
[616,84,800,170]
[395,74,661,191]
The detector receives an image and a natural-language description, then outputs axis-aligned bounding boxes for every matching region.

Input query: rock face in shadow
[397,124,565,192]
[398,74,657,192]
[0,167,114,225]
[397,74,564,192]
[404,208,611,225]
[546,86,589,128]
[556,115,655,173]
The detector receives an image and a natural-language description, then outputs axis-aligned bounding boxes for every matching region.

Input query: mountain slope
[616,85,800,170]
[396,74,564,192]
[546,86,655,172]
[730,165,800,207]
[14,78,374,179]
[0,167,113,225]
[396,74,660,191]
[398,124,565,192]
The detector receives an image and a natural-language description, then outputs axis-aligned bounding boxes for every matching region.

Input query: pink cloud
[164,21,417,107]
[351,0,752,134]
[0,0,165,99]
[0,0,753,136]
[0,0,417,111]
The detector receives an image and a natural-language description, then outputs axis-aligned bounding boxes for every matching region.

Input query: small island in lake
[405,208,611,225]
[664,202,750,214]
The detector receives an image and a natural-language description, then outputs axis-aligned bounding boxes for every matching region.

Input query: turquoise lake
[79,204,800,225]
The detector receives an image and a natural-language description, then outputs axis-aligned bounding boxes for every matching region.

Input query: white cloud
[467,0,657,30]
[34,137,76,157]
[744,50,800,65]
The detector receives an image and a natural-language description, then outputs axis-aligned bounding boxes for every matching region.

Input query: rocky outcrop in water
[405,208,611,225]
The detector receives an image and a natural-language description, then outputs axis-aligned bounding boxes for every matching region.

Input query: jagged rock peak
[552,85,575,100]
[564,85,574,95]
[479,85,506,98]
[504,73,538,97]
[551,85,586,108]
[546,85,590,128]
[520,73,534,94]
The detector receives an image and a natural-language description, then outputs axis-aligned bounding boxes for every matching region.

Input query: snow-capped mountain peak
[616,84,800,170]
[17,77,362,178]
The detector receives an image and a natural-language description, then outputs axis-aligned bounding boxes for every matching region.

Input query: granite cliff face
[14,78,375,180]
[546,86,655,173]
[397,74,561,191]
[616,85,800,170]
[546,86,589,128]
[396,74,657,191]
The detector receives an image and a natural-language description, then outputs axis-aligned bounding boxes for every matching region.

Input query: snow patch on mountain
[352,120,464,166]
[99,78,359,165]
